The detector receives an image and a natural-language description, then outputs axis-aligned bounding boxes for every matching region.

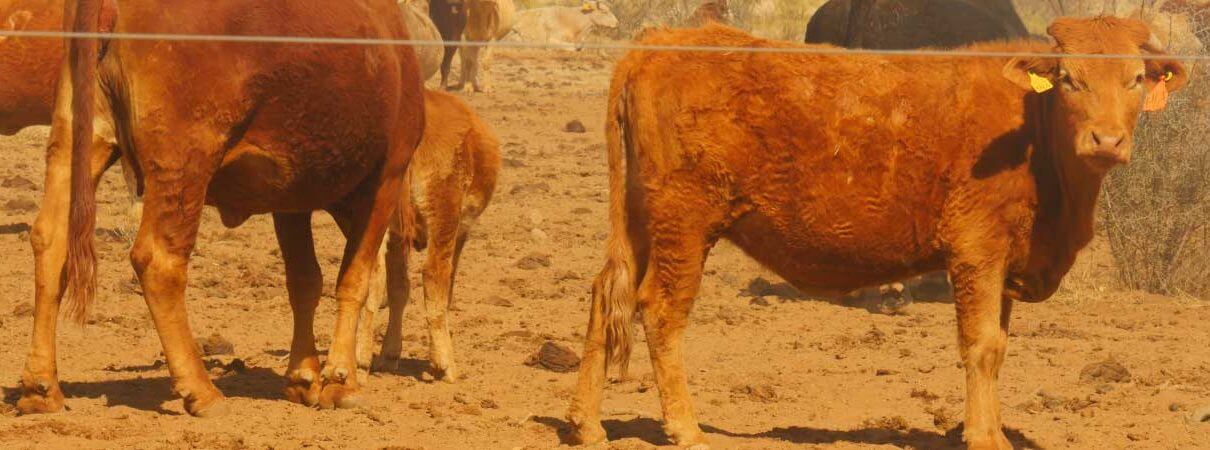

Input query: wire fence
[3,29,1210,61]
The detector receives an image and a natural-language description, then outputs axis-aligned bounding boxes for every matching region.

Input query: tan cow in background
[401,0,443,83]
[456,0,517,93]
[358,89,501,383]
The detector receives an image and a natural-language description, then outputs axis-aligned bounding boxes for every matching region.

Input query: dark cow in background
[805,0,1029,49]
[804,0,1033,307]
[431,0,469,89]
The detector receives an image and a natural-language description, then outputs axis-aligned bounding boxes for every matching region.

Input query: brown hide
[0,0,62,135]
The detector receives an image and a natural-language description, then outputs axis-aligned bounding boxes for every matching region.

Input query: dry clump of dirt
[525,341,580,373]
[1080,358,1132,384]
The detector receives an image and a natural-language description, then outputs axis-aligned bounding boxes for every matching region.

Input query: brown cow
[18,0,424,416]
[568,18,1188,449]
[357,89,501,382]
[0,0,63,135]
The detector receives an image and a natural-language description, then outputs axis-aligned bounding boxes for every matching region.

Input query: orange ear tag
[1143,72,1172,112]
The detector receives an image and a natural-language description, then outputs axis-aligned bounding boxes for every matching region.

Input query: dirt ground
[1,49,1208,450]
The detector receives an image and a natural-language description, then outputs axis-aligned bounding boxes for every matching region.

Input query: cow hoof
[569,420,606,445]
[664,421,708,448]
[966,431,1012,450]
[429,364,458,383]
[16,378,65,415]
[187,395,229,418]
[283,369,321,407]
[317,382,362,409]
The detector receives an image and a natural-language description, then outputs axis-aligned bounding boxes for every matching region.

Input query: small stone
[749,297,771,307]
[525,209,544,226]
[1169,402,1186,412]
[1126,432,1147,441]
[530,228,549,241]
[196,333,235,356]
[515,253,552,270]
[525,341,581,373]
[420,371,436,382]
[480,398,500,409]
[875,369,898,376]
[571,207,592,215]
[502,157,526,168]
[1095,383,1114,394]
[564,120,587,133]
[12,302,33,317]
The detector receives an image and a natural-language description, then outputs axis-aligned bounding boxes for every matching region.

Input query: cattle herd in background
[0,1,1200,449]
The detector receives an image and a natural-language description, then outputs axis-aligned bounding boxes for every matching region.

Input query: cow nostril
[1091,132,1102,146]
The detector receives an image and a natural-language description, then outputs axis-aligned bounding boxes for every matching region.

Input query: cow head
[1002,16,1189,173]
[581,1,619,29]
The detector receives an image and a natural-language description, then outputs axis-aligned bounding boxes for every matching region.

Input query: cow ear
[1003,56,1059,93]
[4,10,33,31]
[1142,41,1190,93]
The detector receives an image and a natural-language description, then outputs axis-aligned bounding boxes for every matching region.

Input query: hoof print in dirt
[525,341,580,373]
[731,384,777,403]
[196,333,235,357]
[1079,358,1130,384]
[1,176,36,190]
[563,119,587,133]
[3,198,37,213]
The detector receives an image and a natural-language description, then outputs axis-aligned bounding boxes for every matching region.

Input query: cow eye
[1130,73,1145,89]
[1059,73,1079,92]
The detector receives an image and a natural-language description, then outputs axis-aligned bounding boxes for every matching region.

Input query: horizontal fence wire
[3,30,1210,61]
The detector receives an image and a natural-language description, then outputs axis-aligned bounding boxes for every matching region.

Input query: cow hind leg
[419,190,463,382]
[18,126,117,414]
[131,160,226,417]
[378,230,412,364]
[273,212,324,406]
[637,186,721,447]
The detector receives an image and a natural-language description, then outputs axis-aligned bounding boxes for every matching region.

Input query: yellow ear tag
[1028,72,1053,93]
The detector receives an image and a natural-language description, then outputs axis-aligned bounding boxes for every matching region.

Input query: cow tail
[597,84,639,379]
[64,0,103,323]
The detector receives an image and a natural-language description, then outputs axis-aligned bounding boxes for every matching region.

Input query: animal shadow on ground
[0,222,31,235]
[533,416,1043,449]
[2,366,282,415]
[368,357,432,381]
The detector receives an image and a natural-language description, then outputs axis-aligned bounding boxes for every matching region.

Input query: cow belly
[723,208,944,294]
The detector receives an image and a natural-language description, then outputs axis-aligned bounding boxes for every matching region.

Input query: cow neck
[1028,93,1103,260]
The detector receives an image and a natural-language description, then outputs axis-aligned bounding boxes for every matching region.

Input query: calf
[568,18,1188,450]
[357,89,501,382]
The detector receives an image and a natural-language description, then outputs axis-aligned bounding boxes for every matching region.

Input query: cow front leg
[951,260,1013,450]
[273,213,324,406]
[321,171,407,408]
